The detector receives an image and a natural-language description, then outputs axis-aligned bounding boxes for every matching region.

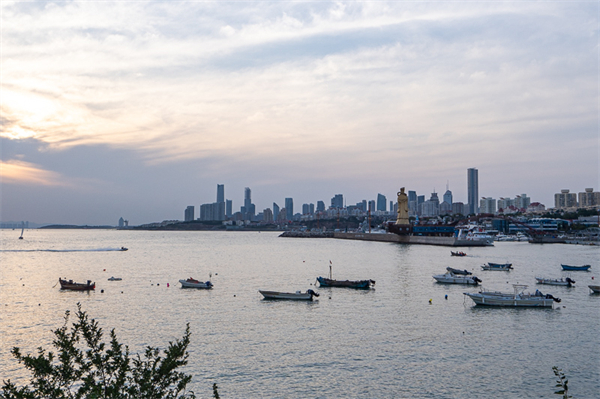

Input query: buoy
[103,269,106,271]
[445,294,448,300]
[121,291,123,294]
[167,283,169,287]
[39,303,41,306]
[157,283,160,286]
[233,294,236,297]
[429,298,432,304]
[101,289,104,293]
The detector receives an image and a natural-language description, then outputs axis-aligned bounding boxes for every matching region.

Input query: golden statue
[396,187,409,225]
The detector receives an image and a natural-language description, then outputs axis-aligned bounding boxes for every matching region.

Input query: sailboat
[18,222,24,240]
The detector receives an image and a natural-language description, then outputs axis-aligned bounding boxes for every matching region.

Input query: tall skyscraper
[331,194,343,209]
[285,197,294,220]
[226,200,232,217]
[273,202,280,220]
[443,183,452,205]
[243,187,255,220]
[316,201,325,212]
[467,168,479,215]
[376,194,386,212]
[217,184,224,203]
[184,206,195,221]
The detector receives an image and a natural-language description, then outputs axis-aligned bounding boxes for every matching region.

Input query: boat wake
[2,247,128,252]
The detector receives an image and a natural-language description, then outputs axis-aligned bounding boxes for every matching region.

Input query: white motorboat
[535,277,575,287]
[433,272,482,285]
[259,289,319,300]
[179,277,213,289]
[589,285,600,294]
[463,284,561,307]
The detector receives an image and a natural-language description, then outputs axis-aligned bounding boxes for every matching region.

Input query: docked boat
[59,278,95,291]
[316,276,375,289]
[463,285,561,307]
[433,272,482,285]
[481,262,513,271]
[588,285,600,294]
[561,264,591,271]
[107,276,122,281]
[259,289,319,300]
[451,251,467,257]
[535,277,575,287]
[179,277,213,289]
[446,267,472,275]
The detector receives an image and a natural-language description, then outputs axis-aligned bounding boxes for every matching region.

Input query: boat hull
[535,278,573,286]
[316,277,373,289]
[433,273,480,285]
[179,279,213,289]
[259,290,318,300]
[464,292,555,307]
[589,285,600,294]
[561,264,591,271]
[59,278,95,291]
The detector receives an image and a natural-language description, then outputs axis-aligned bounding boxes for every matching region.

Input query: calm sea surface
[1,229,599,398]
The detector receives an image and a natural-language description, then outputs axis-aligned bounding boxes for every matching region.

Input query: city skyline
[1,1,597,225]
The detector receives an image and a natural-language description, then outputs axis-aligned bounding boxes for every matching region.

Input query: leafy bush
[1,303,200,399]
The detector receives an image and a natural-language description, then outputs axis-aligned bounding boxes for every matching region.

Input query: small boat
[179,277,213,289]
[433,272,482,285]
[451,251,467,257]
[481,262,513,271]
[120,247,128,251]
[316,276,375,289]
[107,276,122,281]
[59,278,95,291]
[463,285,560,307]
[535,277,575,287]
[446,267,472,275]
[560,264,591,271]
[259,289,319,300]
[588,285,600,294]
[19,224,24,240]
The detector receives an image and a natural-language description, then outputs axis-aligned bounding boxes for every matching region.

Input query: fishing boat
[481,262,513,271]
[59,278,95,291]
[560,264,591,271]
[316,277,374,289]
[259,289,319,300]
[463,284,560,307]
[107,276,122,281]
[433,272,482,285]
[451,251,467,257]
[18,222,24,240]
[446,267,472,275]
[535,277,575,287]
[588,285,600,294]
[179,277,213,289]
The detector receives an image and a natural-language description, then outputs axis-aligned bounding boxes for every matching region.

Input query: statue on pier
[396,187,409,225]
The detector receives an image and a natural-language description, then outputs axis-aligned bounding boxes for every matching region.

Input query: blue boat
[561,264,591,271]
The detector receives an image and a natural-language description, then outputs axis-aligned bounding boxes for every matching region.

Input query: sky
[1,0,598,226]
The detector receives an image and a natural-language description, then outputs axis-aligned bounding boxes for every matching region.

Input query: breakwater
[279,231,490,246]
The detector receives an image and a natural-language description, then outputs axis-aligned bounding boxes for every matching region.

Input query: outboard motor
[545,294,561,303]
[308,289,319,297]
[566,277,575,286]
[473,276,482,284]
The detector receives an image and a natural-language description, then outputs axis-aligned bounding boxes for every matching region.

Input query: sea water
[1,229,599,398]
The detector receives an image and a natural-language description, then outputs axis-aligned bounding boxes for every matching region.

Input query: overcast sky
[1,0,598,226]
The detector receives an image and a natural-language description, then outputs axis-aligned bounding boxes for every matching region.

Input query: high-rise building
[514,194,530,210]
[285,198,294,220]
[309,203,315,214]
[443,188,452,205]
[217,184,224,203]
[467,168,479,215]
[578,188,600,207]
[226,200,232,217]
[302,204,310,214]
[331,194,343,209]
[376,194,386,212]
[554,189,578,209]
[316,201,325,212]
[184,206,195,222]
[480,197,496,214]
[408,190,417,216]
[263,208,273,222]
[368,200,376,212]
[243,187,255,220]
[273,202,280,220]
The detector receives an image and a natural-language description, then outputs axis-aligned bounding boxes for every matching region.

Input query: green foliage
[553,366,573,399]
[1,304,197,399]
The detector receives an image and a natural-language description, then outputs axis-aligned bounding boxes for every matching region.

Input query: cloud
[0,159,69,187]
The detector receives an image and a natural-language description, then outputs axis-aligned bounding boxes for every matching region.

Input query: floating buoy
[233,294,236,297]
[101,289,104,293]
[157,283,160,286]
[39,303,41,306]
[429,298,432,304]
[167,283,169,287]
[445,294,448,300]
[121,291,123,294]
